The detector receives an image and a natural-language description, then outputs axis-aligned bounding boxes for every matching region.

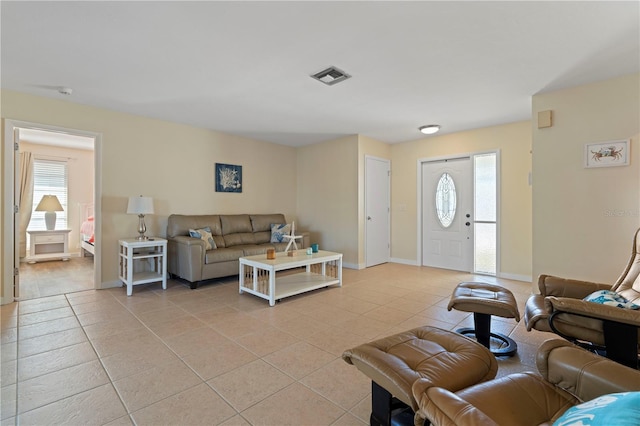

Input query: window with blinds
[28,159,68,231]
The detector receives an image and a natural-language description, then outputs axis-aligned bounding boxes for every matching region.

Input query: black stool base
[456,312,517,357]
[370,381,424,426]
[456,327,518,357]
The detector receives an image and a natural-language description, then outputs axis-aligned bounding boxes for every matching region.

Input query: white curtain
[18,151,34,258]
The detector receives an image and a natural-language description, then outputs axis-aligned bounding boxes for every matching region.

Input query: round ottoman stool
[342,326,497,426]
[448,281,521,357]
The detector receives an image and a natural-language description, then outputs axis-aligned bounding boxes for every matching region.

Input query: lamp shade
[35,195,64,212]
[127,196,154,215]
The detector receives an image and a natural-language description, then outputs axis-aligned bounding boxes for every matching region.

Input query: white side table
[27,229,71,263]
[118,238,167,296]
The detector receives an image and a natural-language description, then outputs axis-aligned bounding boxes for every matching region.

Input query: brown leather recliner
[412,339,640,426]
[524,228,640,368]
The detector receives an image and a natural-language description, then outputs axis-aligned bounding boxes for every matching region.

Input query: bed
[79,203,95,257]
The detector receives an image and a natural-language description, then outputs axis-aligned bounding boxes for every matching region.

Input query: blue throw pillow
[270,223,291,243]
[583,290,640,310]
[553,392,640,426]
[189,227,216,250]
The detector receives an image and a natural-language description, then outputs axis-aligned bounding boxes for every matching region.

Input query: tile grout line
[105,286,248,423]
[13,296,105,421]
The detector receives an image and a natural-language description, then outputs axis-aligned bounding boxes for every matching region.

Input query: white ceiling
[2,1,638,147]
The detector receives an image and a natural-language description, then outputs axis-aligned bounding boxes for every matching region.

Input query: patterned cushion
[553,392,640,426]
[583,290,640,310]
[270,223,291,243]
[189,227,217,250]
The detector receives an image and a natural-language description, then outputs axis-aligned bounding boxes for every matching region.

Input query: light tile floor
[18,257,95,301]
[0,263,557,425]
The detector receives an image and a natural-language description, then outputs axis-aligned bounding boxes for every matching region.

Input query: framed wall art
[215,163,242,192]
[584,139,629,168]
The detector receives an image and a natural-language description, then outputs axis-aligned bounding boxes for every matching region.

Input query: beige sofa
[167,213,309,289]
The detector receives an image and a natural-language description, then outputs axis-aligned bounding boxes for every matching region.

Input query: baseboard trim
[342,262,363,270]
[390,257,419,266]
[497,272,532,283]
[99,280,122,290]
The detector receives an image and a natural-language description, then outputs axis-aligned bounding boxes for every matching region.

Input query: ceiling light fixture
[419,124,441,135]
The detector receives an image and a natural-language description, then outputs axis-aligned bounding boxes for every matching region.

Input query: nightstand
[27,229,71,263]
[118,238,167,296]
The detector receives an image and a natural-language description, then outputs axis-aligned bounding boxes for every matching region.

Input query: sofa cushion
[224,233,256,247]
[238,245,272,257]
[270,223,291,243]
[251,214,286,244]
[167,214,222,239]
[205,247,244,264]
[221,214,252,234]
[251,214,286,232]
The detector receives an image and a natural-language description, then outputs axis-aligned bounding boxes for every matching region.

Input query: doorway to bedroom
[13,125,97,300]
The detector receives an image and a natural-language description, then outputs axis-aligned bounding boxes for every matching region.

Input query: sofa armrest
[536,339,640,402]
[417,387,498,426]
[545,296,640,327]
[167,236,206,282]
[538,274,611,298]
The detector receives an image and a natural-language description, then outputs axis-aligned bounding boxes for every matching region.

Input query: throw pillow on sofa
[270,223,291,243]
[583,290,640,310]
[553,391,640,426]
[189,227,217,250]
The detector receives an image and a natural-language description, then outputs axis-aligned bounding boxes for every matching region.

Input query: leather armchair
[412,339,640,426]
[524,228,640,368]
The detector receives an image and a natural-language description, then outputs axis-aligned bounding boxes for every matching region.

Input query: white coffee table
[239,250,343,306]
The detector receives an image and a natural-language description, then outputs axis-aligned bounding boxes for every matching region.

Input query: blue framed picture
[215,163,242,193]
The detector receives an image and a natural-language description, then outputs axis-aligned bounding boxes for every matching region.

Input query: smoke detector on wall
[310,66,351,86]
[58,86,73,95]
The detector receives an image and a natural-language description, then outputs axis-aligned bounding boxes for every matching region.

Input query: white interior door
[365,156,390,267]
[422,157,473,271]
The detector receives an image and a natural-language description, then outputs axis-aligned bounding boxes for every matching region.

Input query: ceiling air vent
[311,66,351,86]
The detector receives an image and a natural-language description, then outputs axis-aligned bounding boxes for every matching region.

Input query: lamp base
[44,211,57,230]
[136,214,148,240]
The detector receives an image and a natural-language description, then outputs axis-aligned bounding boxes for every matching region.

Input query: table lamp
[127,195,154,240]
[35,195,64,230]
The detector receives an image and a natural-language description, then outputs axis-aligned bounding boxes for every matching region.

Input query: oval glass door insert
[435,173,457,227]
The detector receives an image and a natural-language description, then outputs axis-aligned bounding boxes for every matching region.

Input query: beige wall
[296,135,359,267]
[390,121,533,279]
[2,90,298,289]
[358,135,392,267]
[19,142,95,255]
[532,73,640,284]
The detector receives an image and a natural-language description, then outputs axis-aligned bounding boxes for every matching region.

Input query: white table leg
[253,266,258,291]
[239,262,245,294]
[161,246,167,290]
[269,270,276,306]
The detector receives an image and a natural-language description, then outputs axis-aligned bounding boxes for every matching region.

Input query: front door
[365,156,390,267]
[422,157,473,271]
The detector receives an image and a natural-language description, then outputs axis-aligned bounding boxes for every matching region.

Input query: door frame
[416,150,500,274]
[364,155,391,267]
[2,119,103,304]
